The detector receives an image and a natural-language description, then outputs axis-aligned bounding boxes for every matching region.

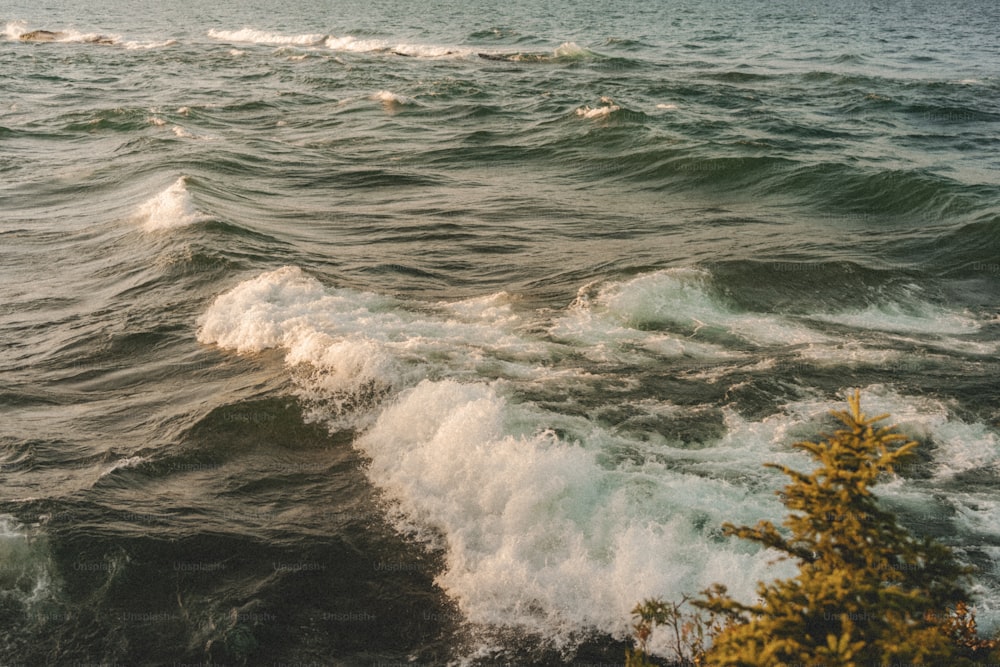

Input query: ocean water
[2,0,999,663]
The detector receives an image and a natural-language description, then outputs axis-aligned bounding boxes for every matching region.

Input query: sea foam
[197,266,547,426]
[197,266,1000,650]
[355,379,793,645]
[207,28,326,47]
[137,177,207,231]
[558,268,830,347]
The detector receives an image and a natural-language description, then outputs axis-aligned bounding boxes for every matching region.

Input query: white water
[137,177,208,231]
[197,265,1000,649]
[207,28,326,47]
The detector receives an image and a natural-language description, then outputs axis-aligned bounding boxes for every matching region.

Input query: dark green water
[1,0,999,663]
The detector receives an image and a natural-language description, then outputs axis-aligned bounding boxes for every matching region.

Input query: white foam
[553,41,590,59]
[656,103,679,110]
[356,380,795,644]
[196,267,1000,652]
[137,177,208,231]
[198,266,546,367]
[819,386,1000,480]
[372,90,417,113]
[100,456,146,478]
[576,104,620,119]
[207,28,326,47]
[323,35,387,53]
[123,39,176,50]
[3,21,27,40]
[795,341,904,366]
[558,268,829,347]
[549,292,740,364]
[438,292,520,327]
[390,43,471,58]
[811,300,980,335]
[197,267,552,426]
[323,35,469,58]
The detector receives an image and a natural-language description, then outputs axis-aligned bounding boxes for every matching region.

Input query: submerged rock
[19,30,64,42]
[19,30,115,45]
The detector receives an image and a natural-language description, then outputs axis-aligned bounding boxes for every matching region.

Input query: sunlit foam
[372,90,417,114]
[197,266,1000,651]
[576,104,620,119]
[558,268,830,347]
[3,21,27,40]
[123,39,176,50]
[324,35,470,58]
[810,301,980,335]
[196,266,549,426]
[100,456,146,478]
[207,28,326,47]
[355,379,796,646]
[553,41,590,59]
[324,35,387,52]
[137,177,208,231]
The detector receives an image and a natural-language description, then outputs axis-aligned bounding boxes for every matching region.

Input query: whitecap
[355,379,795,645]
[324,35,470,58]
[137,177,208,231]
[810,301,980,335]
[123,39,176,50]
[553,41,590,59]
[560,268,830,347]
[197,267,554,427]
[576,104,620,119]
[3,21,27,41]
[207,28,326,47]
[100,456,146,478]
[324,35,388,53]
[195,265,1000,652]
[372,90,417,113]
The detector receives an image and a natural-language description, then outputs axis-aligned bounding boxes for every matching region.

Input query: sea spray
[138,177,207,231]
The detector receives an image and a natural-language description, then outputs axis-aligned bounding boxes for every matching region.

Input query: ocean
[1,0,999,664]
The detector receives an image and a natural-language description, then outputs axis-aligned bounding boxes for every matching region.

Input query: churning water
[2,0,999,663]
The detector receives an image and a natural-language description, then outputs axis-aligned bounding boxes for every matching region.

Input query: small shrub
[626,595,727,666]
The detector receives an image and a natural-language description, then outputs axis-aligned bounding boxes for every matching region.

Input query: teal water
[2,0,999,663]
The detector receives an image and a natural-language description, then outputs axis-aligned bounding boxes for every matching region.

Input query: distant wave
[207,27,472,58]
[4,20,174,49]
[207,28,326,47]
[478,40,603,63]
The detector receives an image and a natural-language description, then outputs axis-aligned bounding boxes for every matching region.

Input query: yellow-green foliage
[628,393,1000,667]
[695,392,985,666]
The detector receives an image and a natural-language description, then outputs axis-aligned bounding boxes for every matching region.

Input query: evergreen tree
[687,392,990,666]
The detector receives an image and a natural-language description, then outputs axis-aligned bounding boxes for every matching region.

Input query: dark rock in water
[19,30,65,42]
[478,51,547,63]
[19,30,115,45]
